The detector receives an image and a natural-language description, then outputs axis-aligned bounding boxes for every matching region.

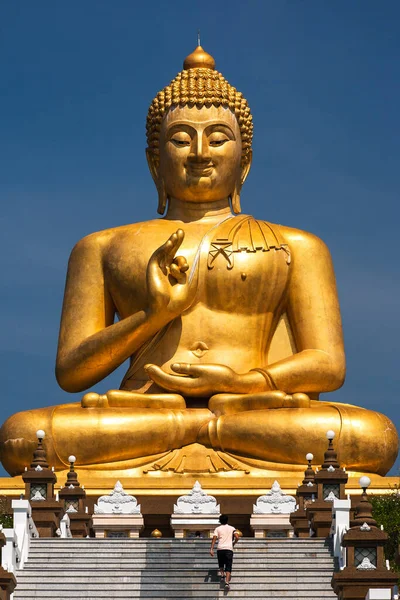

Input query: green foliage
[0,514,13,528]
[371,486,400,572]
[0,496,12,528]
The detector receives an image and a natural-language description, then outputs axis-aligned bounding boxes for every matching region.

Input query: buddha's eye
[208,132,230,147]
[170,133,191,147]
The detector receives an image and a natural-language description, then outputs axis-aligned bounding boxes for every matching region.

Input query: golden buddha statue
[1,45,397,477]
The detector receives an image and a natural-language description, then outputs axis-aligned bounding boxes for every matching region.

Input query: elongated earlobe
[230,152,252,214]
[157,180,168,215]
[146,148,168,215]
[230,184,241,214]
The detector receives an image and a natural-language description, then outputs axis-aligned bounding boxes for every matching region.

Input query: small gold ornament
[151,528,162,538]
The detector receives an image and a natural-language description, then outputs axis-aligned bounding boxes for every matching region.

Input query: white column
[332,496,351,569]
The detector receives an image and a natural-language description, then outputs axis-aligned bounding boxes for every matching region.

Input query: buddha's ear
[240,149,252,186]
[231,151,253,214]
[146,148,159,184]
[146,148,167,215]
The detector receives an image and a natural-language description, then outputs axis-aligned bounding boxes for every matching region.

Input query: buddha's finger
[144,364,195,391]
[171,363,202,377]
[169,263,186,284]
[149,230,184,271]
[163,230,185,265]
[173,256,189,273]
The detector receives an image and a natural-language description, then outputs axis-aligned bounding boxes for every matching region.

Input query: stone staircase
[14,537,338,599]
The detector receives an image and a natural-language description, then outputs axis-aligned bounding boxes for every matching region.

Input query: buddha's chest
[200,246,290,314]
[104,217,291,317]
[106,244,289,319]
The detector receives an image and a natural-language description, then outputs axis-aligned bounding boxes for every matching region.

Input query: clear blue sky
[1,1,399,476]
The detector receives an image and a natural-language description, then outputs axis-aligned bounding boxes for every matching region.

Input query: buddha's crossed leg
[197,391,398,476]
[0,391,397,476]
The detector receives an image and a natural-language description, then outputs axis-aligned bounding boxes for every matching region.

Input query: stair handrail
[2,499,38,572]
[60,513,73,538]
[1,524,20,574]
[331,495,351,569]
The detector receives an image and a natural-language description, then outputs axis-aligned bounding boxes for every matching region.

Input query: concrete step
[14,592,338,599]
[14,581,332,598]
[24,561,335,569]
[18,570,334,578]
[27,545,332,553]
[28,542,332,550]
[13,538,337,599]
[28,538,329,549]
[17,575,334,584]
[28,540,330,544]
[26,552,332,560]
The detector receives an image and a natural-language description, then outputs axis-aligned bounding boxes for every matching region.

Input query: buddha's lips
[186,165,213,177]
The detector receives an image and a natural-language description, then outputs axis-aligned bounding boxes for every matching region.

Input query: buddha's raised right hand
[146,229,198,320]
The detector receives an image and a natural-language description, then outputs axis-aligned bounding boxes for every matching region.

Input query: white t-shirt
[213,524,237,551]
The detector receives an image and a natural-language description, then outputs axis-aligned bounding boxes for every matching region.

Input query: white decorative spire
[253,480,296,514]
[173,481,220,515]
[94,481,141,515]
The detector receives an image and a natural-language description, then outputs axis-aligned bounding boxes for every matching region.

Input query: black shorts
[217,549,233,573]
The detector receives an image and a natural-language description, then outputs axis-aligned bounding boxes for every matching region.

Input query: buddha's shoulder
[70,219,168,253]
[255,220,330,255]
[236,215,330,254]
[275,223,327,247]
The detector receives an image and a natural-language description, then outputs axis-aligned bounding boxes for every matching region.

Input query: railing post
[1,526,19,573]
[11,499,39,569]
[332,496,351,569]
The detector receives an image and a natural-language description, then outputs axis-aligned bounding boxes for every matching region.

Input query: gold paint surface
[0,47,398,480]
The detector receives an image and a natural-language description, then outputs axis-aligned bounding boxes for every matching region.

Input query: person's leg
[217,550,225,579]
[225,551,233,586]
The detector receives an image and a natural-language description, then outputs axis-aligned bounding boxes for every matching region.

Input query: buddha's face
[157,105,244,203]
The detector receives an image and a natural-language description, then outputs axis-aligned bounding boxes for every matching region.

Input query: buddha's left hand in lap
[144,362,267,396]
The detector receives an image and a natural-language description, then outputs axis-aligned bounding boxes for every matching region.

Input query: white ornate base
[92,514,144,538]
[250,514,294,538]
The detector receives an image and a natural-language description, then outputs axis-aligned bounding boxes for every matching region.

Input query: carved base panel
[250,514,293,538]
[92,515,144,539]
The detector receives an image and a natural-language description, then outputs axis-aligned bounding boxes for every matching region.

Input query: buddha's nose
[189,134,211,162]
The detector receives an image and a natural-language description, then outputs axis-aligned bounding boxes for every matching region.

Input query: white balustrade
[2,500,39,573]
[331,496,351,569]
[1,524,20,574]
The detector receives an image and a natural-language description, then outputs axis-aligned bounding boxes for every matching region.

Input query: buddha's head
[146,46,253,214]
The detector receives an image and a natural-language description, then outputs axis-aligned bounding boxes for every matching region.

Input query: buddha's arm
[56,229,193,393]
[265,228,346,393]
